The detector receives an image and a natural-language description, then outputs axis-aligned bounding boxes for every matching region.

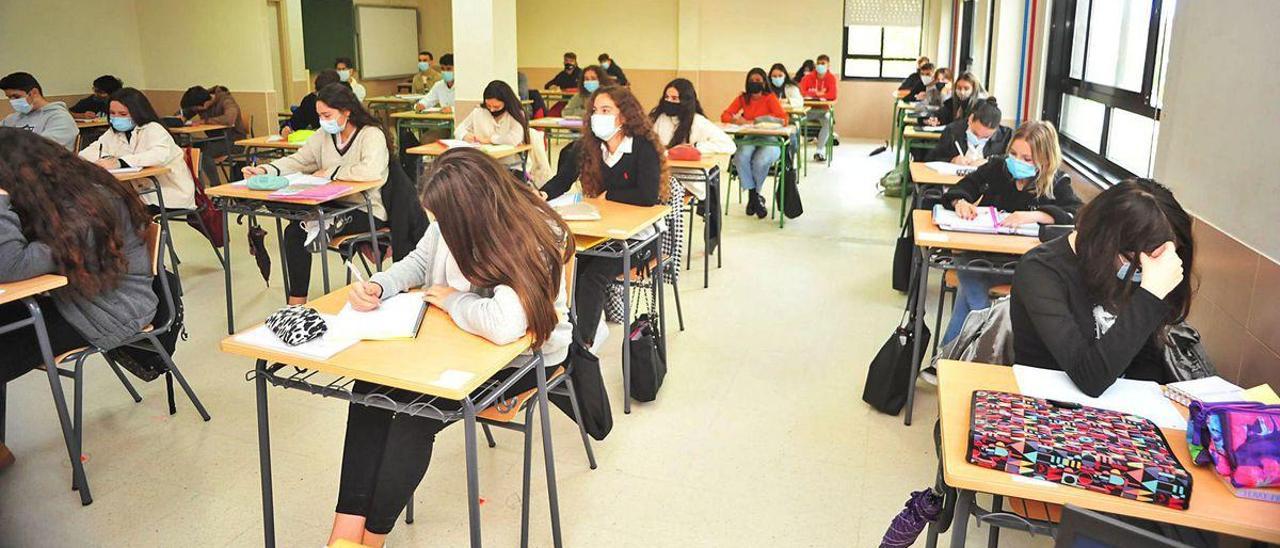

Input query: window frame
[840,6,925,82]
[1043,0,1166,185]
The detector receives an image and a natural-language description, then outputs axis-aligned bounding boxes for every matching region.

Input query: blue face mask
[109,116,135,132]
[9,97,32,114]
[441,70,454,83]
[965,129,988,150]
[1005,155,1038,179]
[770,76,785,88]
[319,117,345,135]
[601,61,611,70]
[582,80,600,93]
[417,61,430,72]
[337,69,351,82]
[1117,261,1143,283]
[590,113,619,141]
[815,64,828,76]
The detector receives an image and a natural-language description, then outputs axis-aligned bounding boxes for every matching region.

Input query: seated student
[79,87,197,212]
[335,57,367,102]
[69,75,123,120]
[905,63,938,102]
[544,52,581,90]
[798,54,838,162]
[414,54,456,112]
[411,51,442,94]
[328,148,572,548]
[925,71,985,127]
[455,80,531,171]
[0,128,157,468]
[562,65,613,118]
[722,68,786,218]
[282,70,343,138]
[541,85,668,347]
[241,84,389,305]
[767,63,804,110]
[925,99,1012,165]
[1012,179,1192,395]
[0,72,78,151]
[897,56,932,96]
[939,120,1082,346]
[649,78,735,154]
[794,59,816,84]
[921,67,951,107]
[597,53,629,86]
[179,85,249,158]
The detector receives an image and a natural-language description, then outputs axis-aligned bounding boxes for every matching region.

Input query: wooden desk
[909,162,963,186]
[366,95,416,105]
[205,180,379,207]
[668,156,727,288]
[573,234,608,252]
[528,117,582,130]
[718,123,793,137]
[912,209,1039,255]
[934,360,1280,545]
[390,110,453,121]
[540,89,574,101]
[667,156,724,171]
[391,110,455,150]
[75,118,107,129]
[566,198,670,240]
[405,142,532,160]
[235,136,302,151]
[0,275,68,305]
[169,123,230,135]
[902,125,943,141]
[113,166,172,183]
[802,99,837,109]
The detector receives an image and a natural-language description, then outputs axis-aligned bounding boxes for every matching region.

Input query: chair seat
[327,228,391,250]
[53,347,92,365]
[1006,497,1063,524]
[614,257,663,282]
[477,366,565,422]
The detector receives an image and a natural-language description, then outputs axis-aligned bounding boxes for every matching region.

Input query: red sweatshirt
[720,93,786,123]
[799,71,839,100]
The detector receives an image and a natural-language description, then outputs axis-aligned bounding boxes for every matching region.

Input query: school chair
[604,176,686,332]
[723,148,786,217]
[213,112,255,182]
[46,221,211,504]
[932,270,1013,358]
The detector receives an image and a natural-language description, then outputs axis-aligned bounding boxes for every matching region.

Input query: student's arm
[691,115,737,154]
[77,132,108,161]
[562,94,586,117]
[820,74,839,100]
[941,159,996,205]
[418,83,441,109]
[368,225,440,298]
[613,67,629,86]
[606,141,661,206]
[331,128,389,182]
[540,140,581,200]
[925,125,963,162]
[720,96,744,123]
[490,117,526,146]
[116,124,181,168]
[898,73,917,91]
[68,96,97,115]
[441,284,529,345]
[785,85,804,110]
[454,110,477,141]
[43,111,80,151]
[0,195,57,282]
[1013,259,1171,397]
[265,132,323,175]
[766,95,786,119]
[1036,172,1083,224]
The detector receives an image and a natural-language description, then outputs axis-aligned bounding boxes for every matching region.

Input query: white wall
[133,0,276,92]
[0,0,147,95]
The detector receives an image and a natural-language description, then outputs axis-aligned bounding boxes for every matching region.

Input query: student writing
[79,87,197,212]
[69,75,123,120]
[925,98,1012,165]
[924,71,985,127]
[1,72,78,151]
[455,80,531,171]
[563,65,612,118]
[282,70,343,138]
[721,67,786,219]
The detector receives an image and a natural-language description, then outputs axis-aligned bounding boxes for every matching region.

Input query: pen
[955,142,964,157]
[345,261,366,284]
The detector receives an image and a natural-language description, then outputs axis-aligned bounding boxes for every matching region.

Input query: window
[1042,0,1174,183]
[842,0,924,80]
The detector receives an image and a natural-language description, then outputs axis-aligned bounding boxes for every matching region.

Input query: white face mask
[590,113,620,141]
[921,74,934,85]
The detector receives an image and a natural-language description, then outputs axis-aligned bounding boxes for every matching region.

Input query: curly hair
[579,85,670,202]
[0,128,151,297]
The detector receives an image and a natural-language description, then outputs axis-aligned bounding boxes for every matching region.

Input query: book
[107,166,144,174]
[1162,376,1245,406]
[932,204,1040,237]
[268,173,347,201]
[923,161,976,176]
[330,292,427,341]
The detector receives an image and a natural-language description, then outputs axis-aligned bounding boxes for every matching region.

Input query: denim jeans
[734,144,781,191]
[942,270,1011,345]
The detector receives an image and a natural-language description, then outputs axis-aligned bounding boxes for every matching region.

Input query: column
[450,0,518,119]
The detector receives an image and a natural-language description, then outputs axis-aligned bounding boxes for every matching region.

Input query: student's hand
[348,281,384,311]
[0,188,8,196]
[280,126,293,138]
[311,169,329,178]
[548,85,560,91]
[463,134,479,143]
[441,106,453,114]
[95,159,119,169]
[999,211,1050,227]
[477,136,493,145]
[424,285,457,309]
[951,154,976,166]
[242,165,268,178]
[1139,241,1184,299]
[731,114,747,125]
[915,91,926,100]
[413,102,426,112]
[953,199,979,220]
[539,190,549,200]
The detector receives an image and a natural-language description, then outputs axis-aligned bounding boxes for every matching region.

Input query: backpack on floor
[879,165,907,198]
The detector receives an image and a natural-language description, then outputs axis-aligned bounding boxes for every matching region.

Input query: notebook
[1162,376,1245,406]
[923,161,976,176]
[557,118,583,128]
[107,166,144,174]
[919,125,946,132]
[438,139,474,149]
[330,292,427,341]
[932,204,1039,237]
[553,201,601,221]
[268,173,347,201]
[233,314,358,360]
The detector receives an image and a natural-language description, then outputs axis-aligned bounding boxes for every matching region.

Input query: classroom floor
[0,141,1053,547]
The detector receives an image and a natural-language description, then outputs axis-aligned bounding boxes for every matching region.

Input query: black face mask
[564,63,575,71]
[746,81,765,94]
[659,100,682,116]
[488,109,505,118]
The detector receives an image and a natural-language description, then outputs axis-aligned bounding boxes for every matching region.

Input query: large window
[842,0,924,80]
[1043,0,1175,183]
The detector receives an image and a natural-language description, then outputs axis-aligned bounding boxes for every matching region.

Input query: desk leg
[363,193,381,272]
[949,489,974,548]
[318,210,332,294]
[253,359,277,548]
[904,246,929,426]
[29,299,92,505]
[987,495,1003,548]
[776,140,788,229]
[274,218,292,299]
[534,357,564,548]
[621,247,633,415]
[223,208,235,334]
[463,399,483,548]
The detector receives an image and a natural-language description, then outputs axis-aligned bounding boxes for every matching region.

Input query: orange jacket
[799,71,839,100]
[720,93,786,123]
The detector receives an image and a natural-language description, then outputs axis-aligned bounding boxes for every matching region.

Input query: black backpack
[105,269,185,382]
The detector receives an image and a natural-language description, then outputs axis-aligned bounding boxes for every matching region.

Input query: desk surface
[803,99,837,108]
[912,209,1040,255]
[0,275,69,305]
[540,89,575,99]
[366,95,416,104]
[902,126,943,140]
[668,157,724,171]
[937,360,1280,544]
[113,166,172,182]
[169,124,230,135]
[719,124,793,137]
[206,180,380,206]
[909,162,963,186]
[405,142,532,159]
[235,136,303,150]
[566,198,670,240]
[574,234,609,252]
[528,117,582,129]
[76,118,108,129]
[219,286,532,400]
[391,110,454,121]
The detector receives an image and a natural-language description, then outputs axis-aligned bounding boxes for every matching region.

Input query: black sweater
[69,95,109,115]
[940,156,1082,225]
[541,138,662,206]
[926,119,1013,162]
[544,67,581,90]
[1011,236,1174,396]
[285,93,320,131]
[604,64,629,86]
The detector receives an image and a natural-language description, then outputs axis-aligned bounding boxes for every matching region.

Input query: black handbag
[892,221,914,292]
[863,271,931,415]
[550,341,614,441]
[627,313,667,402]
[774,166,804,219]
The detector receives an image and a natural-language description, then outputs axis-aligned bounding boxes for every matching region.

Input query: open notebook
[548,193,601,221]
[233,314,358,360]
[923,161,977,176]
[932,204,1039,237]
[329,292,428,341]
[267,173,348,201]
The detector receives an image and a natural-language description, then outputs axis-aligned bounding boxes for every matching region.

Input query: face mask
[488,108,505,118]
[9,97,32,114]
[1005,155,1038,179]
[582,80,600,93]
[955,89,972,101]
[337,69,351,82]
[816,64,828,76]
[590,113,620,141]
[659,100,681,116]
[770,76,785,88]
[1117,261,1143,283]
[601,61,611,70]
[965,129,988,151]
[746,81,765,94]
[109,116,135,132]
[319,117,346,135]
[418,61,430,72]
[564,63,574,71]
[441,71,454,83]
[920,74,934,85]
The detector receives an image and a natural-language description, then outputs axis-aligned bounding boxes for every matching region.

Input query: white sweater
[455,109,528,146]
[265,126,389,220]
[652,113,736,154]
[776,84,804,110]
[79,121,197,210]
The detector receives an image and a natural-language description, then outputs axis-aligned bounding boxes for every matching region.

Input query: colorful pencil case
[1187,401,1280,488]
[247,174,289,191]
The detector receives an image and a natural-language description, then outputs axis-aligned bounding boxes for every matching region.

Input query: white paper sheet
[330,292,427,341]
[1012,365,1187,430]
[233,314,358,360]
[107,166,144,174]
[924,161,976,176]
[932,205,1039,237]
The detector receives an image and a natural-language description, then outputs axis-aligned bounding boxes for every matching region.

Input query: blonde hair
[1011,120,1062,199]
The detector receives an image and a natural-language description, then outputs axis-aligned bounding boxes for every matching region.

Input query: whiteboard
[355,6,419,79]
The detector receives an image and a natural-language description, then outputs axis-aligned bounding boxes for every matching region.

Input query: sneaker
[813,152,826,162]
[919,366,938,386]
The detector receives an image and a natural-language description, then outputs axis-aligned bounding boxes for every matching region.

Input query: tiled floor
[0,141,1053,547]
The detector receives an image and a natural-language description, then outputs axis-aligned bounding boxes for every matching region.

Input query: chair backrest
[74,133,82,152]
[564,255,576,307]
[144,222,162,277]
[242,113,254,137]
[185,146,204,188]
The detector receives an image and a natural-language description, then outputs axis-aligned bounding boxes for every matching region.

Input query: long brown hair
[579,85,670,202]
[420,148,573,348]
[0,128,151,297]
[316,83,394,152]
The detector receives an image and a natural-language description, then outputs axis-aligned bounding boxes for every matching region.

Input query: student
[411,51,442,94]
[1012,179,1192,395]
[69,75,123,120]
[179,85,249,157]
[799,54,838,162]
[414,54,456,112]
[903,63,937,102]
[328,148,572,548]
[925,99,1012,165]
[721,68,786,218]
[0,72,78,151]
[79,87,197,212]
[649,78,735,154]
[544,52,581,90]
[335,57,367,102]
[562,65,612,118]
[455,80,531,171]
[922,67,951,107]
[241,84,389,305]
[0,128,157,467]
[282,70,343,138]
[597,53,629,86]
[939,121,1082,346]
[794,59,816,84]
[897,56,932,95]
[767,63,804,110]
[925,71,985,127]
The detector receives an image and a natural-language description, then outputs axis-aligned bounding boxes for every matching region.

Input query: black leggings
[282,212,385,298]
[335,363,560,534]
[0,298,89,384]
[572,255,626,345]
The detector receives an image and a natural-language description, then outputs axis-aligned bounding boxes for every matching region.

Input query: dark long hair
[739,67,770,107]
[0,128,150,297]
[420,148,573,348]
[576,65,613,97]
[580,85,670,202]
[109,88,162,131]
[316,83,392,152]
[648,78,704,148]
[482,80,530,145]
[794,59,815,82]
[768,63,797,97]
[1074,178,1195,334]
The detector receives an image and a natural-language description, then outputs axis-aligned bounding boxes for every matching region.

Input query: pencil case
[1187,401,1280,488]
[264,306,327,346]
[247,174,289,191]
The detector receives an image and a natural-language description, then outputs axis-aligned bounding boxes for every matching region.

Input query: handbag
[626,261,667,402]
[183,148,226,248]
[1162,322,1216,382]
[863,268,931,415]
[1187,401,1280,488]
[891,220,913,292]
[549,340,614,440]
[773,165,803,219]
